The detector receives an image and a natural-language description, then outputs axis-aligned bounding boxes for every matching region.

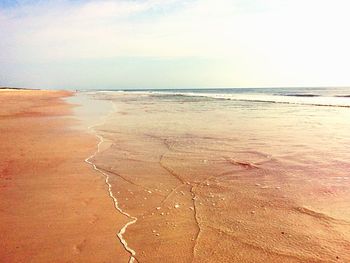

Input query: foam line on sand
[84,99,137,263]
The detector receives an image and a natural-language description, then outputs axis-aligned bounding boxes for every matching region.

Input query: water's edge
[68,93,138,263]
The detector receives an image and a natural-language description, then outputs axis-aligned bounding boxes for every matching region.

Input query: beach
[2,0,350,261]
[1,89,350,263]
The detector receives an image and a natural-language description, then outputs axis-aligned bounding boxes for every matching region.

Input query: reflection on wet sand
[88,92,350,263]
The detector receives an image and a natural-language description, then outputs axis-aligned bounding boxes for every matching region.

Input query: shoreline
[0,90,129,262]
[84,101,138,263]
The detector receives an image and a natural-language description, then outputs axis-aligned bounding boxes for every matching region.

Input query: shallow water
[78,90,350,262]
[66,92,113,128]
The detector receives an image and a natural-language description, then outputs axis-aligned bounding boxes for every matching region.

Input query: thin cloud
[1,0,350,88]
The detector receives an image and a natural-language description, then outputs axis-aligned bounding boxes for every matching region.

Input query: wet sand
[0,90,129,262]
[88,92,350,263]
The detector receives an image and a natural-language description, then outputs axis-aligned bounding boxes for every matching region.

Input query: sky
[1,0,350,89]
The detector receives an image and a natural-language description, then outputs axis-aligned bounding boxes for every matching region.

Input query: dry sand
[0,90,129,263]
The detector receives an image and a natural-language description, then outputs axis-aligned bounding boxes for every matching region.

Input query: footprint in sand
[73,239,87,254]
[82,197,93,206]
[89,214,99,224]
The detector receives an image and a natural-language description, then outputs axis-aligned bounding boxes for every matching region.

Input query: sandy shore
[0,90,129,262]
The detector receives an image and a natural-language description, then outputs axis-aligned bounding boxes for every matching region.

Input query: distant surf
[150,92,350,107]
[106,87,350,108]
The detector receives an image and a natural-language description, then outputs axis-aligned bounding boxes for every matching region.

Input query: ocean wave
[280,94,321,97]
[334,95,350,98]
[148,91,350,108]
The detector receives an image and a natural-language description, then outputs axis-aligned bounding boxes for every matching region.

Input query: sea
[95,87,350,107]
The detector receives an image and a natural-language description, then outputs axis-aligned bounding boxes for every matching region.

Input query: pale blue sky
[1,0,350,89]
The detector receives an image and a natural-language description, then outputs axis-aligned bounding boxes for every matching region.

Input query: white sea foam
[84,99,137,263]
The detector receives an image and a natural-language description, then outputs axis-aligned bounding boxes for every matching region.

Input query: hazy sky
[1,0,350,89]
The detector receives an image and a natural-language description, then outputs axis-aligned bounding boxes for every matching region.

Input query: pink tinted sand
[0,90,129,262]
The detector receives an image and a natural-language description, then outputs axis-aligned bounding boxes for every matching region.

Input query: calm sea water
[101,87,350,107]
